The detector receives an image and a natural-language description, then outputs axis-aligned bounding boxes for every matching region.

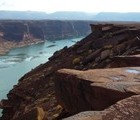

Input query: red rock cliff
[0,23,140,120]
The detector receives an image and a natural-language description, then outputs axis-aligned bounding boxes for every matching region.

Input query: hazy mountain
[93,12,140,21]
[0,11,96,20]
[47,11,95,20]
[1,11,140,21]
[0,11,48,19]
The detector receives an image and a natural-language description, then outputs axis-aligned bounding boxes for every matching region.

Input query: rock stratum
[0,20,91,55]
[0,23,140,120]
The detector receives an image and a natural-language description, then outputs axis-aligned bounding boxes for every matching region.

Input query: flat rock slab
[63,95,140,120]
[55,67,140,114]
[58,67,140,93]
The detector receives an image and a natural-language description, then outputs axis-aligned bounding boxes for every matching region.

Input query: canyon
[0,23,140,120]
[0,20,92,55]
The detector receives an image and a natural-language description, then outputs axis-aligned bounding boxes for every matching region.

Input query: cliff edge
[0,23,140,120]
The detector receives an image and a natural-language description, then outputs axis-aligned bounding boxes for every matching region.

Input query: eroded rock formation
[0,23,140,120]
[0,20,91,41]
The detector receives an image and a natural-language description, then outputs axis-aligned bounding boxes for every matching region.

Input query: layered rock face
[0,23,140,120]
[0,20,91,54]
[0,20,91,41]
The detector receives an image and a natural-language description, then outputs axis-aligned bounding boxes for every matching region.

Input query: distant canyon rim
[0,20,92,55]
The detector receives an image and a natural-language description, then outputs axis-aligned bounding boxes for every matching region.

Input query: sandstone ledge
[55,67,140,114]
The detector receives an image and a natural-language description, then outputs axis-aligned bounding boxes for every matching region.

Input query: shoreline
[0,39,44,56]
[0,36,84,56]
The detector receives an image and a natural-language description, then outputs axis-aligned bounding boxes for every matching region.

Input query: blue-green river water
[0,38,81,115]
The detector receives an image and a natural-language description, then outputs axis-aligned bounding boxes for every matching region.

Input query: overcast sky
[0,0,140,13]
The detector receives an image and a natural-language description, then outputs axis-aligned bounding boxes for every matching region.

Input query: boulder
[100,49,110,60]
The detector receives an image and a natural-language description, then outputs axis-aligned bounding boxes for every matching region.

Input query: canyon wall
[0,20,92,41]
[0,20,92,55]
